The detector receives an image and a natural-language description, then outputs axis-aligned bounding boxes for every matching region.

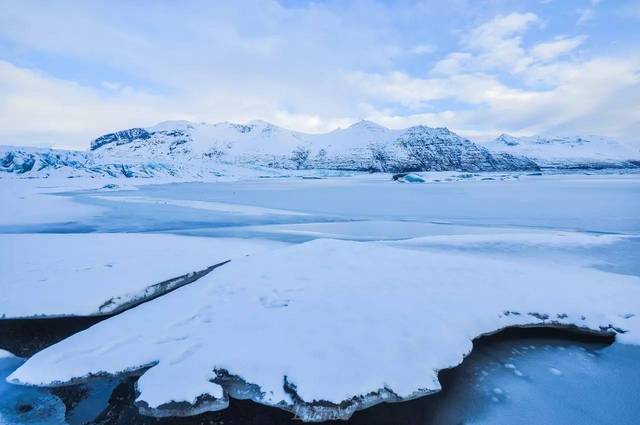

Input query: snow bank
[0,234,286,318]
[8,239,640,421]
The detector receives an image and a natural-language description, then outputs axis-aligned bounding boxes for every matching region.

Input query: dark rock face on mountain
[91,128,151,151]
[390,126,538,172]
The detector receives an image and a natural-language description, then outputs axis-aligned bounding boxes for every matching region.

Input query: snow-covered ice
[386,231,627,248]
[8,238,640,421]
[91,195,310,216]
[0,233,286,318]
[0,179,104,227]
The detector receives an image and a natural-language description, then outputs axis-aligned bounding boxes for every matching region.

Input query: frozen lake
[3,173,639,235]
[1,172,639,424]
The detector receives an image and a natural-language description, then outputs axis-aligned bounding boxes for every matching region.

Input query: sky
[0,0,639,150]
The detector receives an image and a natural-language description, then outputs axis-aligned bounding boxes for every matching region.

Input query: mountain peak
[347,120,388,131]
[495,133,520,146]
[148,120,196,132]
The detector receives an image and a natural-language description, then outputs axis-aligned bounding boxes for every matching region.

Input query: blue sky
[0,0,639,149]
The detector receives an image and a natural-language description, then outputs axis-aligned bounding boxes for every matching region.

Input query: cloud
[530,36,586,61]
[348,8,640,142]
[432,52,473,75]
[0,60,182,149]
[352,54,640,141]
[464,12,540,72]
[0,59,363,148]
[0,1,638,147]
[432,13,541,75]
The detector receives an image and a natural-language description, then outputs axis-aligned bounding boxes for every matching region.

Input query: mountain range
[2,120,638,178]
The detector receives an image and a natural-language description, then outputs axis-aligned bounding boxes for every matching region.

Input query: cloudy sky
[1,0,639,149]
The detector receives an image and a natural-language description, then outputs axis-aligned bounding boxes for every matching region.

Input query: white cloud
[348,9,639,141]
[464,12,540,72]
[432,13,543,75]
[530,36,586,61]
[350,54,640,141]
[0,61,183,149]
[0,2,638,147]
[432,52,473,75]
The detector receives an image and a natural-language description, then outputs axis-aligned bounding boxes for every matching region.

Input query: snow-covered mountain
[86,120,538,175]
[484,134,640,169]
[3,120,638,178]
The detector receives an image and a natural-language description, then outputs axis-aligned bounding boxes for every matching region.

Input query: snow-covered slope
[485,134,640,169]
[9,239,640,421]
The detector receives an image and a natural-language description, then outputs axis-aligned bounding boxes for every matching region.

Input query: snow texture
[0,234,286,318]
[9,238,640,421]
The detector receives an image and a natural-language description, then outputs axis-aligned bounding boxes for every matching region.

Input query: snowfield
[8,238,640,421]
[0,234,286,318]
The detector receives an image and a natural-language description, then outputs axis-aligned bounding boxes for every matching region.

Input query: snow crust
[0,234,286,318]
[9,239,640,420]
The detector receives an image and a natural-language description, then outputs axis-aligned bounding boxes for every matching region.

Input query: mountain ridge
[2,120,639,178]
